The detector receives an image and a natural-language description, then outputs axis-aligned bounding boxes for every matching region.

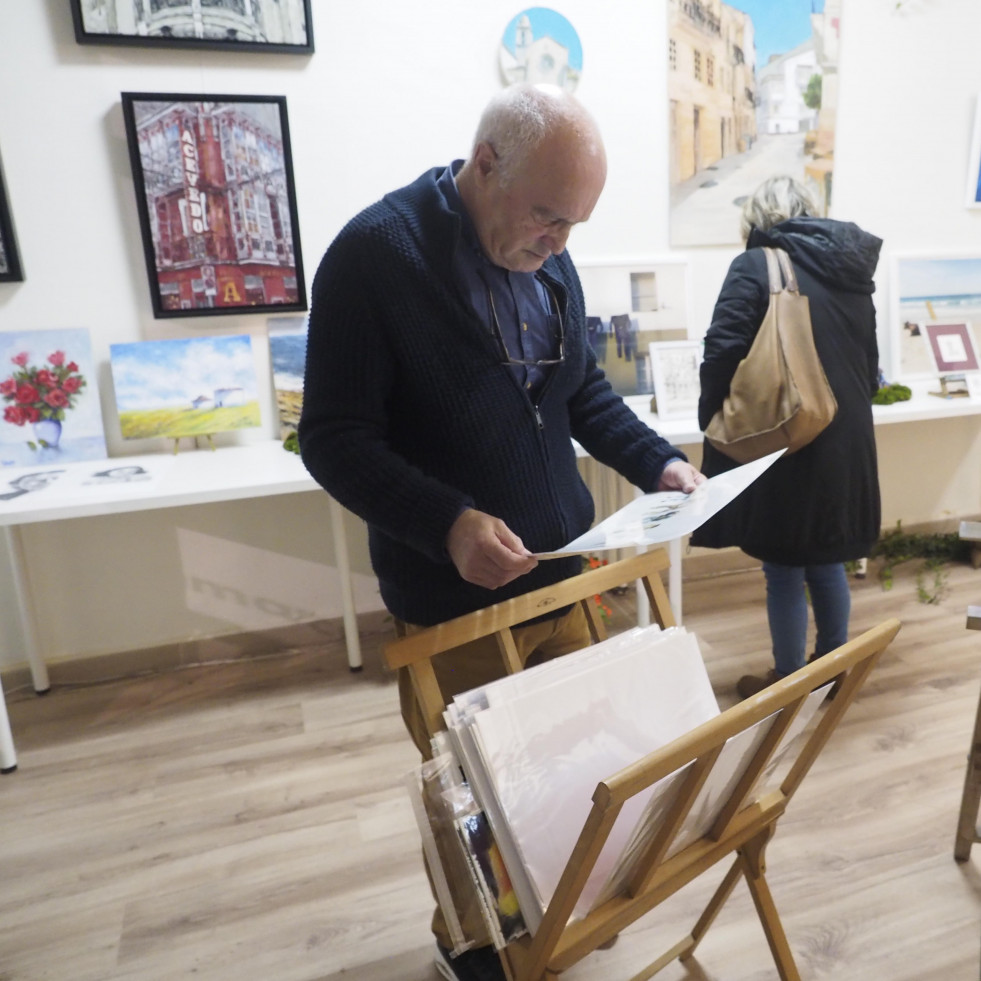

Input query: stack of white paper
[441,625,720,931]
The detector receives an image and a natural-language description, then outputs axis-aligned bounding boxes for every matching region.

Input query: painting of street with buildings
[121,93,305,319]
[109,334,261,440]
[669,0,840,247]
[71,0,313,54]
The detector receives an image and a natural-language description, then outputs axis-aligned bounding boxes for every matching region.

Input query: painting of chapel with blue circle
[499,8,582,92]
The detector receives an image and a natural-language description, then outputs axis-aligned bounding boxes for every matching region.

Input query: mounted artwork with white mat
[649,340,702,419]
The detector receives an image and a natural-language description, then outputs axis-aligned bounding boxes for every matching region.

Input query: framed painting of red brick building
[121,92,306,319]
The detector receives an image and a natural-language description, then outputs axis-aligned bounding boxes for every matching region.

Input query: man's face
[474,128,606,273]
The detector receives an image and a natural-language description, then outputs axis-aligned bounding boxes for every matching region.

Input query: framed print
[649,340,702,419]
[966,95,981,209]
[668,1,839,246]
[0,154,23,283]
[890,252,981,379]
[577,258,691,399]
[922,323,980,375]
[121,92,306,320]
[70,1,313,55]
[109,335,261,440]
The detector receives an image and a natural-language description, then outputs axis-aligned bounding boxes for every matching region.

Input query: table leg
[328,496,363,672]
[3,526,50,693]
[0,672,17,773]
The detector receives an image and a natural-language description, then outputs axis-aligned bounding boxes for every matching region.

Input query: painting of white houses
[668,0,841,247]
[109,334,261,440]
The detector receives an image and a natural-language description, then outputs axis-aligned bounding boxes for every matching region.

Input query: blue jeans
[762,562,851,677]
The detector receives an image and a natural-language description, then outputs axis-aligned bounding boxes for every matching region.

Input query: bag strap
[761,246,800,295]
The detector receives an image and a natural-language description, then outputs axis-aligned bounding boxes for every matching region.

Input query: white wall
[0,0,979,667]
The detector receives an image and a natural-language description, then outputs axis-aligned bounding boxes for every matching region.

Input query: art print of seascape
[109,334,261,440]
[267,315,307,437]
[0,327,107,468]
[895,256,981,377]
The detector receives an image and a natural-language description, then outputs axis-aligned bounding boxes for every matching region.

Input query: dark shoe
[736,669,782,700]
[807,653,844,699]
[435,943,506,981]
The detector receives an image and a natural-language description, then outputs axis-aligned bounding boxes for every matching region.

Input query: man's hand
[446,508,538,589]
[657,460,706,494]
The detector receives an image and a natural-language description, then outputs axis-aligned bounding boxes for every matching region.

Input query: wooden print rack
[385,549,901,981]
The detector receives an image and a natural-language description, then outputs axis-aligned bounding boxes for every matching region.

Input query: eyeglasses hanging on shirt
[484,276,565,412]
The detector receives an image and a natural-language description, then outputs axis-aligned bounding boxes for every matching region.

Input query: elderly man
[299,83,702,981]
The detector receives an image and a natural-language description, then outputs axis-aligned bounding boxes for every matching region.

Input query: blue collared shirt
[437,162,560,398]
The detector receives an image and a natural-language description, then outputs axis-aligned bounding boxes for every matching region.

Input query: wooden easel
[385,550,901,981]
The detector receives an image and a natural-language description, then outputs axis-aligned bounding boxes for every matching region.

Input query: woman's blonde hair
[740,175,817,242]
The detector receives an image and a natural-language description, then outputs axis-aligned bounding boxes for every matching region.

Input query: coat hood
[747,217,882,295]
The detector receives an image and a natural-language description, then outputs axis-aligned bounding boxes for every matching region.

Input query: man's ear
[472,141,497,184]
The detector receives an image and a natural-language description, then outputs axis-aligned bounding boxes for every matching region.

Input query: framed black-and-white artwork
[649,340,702,419]
[121,92,306,320]
[71,0,313,55]
[0,154,24,283]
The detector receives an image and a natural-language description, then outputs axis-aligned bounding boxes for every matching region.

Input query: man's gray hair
[472,83,601,187]
[740,175,817,241]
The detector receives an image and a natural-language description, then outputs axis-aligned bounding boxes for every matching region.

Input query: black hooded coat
[690,217,883,566]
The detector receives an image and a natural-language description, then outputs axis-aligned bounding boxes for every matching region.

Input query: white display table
[0,441,359,772]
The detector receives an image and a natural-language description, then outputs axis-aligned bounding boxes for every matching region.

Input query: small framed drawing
[0,154,23,283]
[70,1,313,55]
[121,92,306,320]
[922,322,980,374]
[966,95,981,209]
[649,340,701,419]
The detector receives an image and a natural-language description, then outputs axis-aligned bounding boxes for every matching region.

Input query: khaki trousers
[397,603,593,949]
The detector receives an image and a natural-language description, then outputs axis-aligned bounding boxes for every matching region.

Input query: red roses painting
[1,349,87,446]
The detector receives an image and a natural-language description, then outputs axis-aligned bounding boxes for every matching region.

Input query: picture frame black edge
[0,154,24,284]
[120,91,307,320]
[69,0,314,55]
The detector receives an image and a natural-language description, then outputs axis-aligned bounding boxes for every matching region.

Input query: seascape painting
[891,254,981,379]
[0,328,106,468]
[109,335,261,440]
[267,315,307,438]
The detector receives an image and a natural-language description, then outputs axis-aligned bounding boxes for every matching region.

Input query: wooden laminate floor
[3,557,981,980]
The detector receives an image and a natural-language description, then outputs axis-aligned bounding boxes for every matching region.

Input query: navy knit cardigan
[299,167,683,625]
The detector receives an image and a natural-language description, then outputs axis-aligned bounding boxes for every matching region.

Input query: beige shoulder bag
[704,246,837,464]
